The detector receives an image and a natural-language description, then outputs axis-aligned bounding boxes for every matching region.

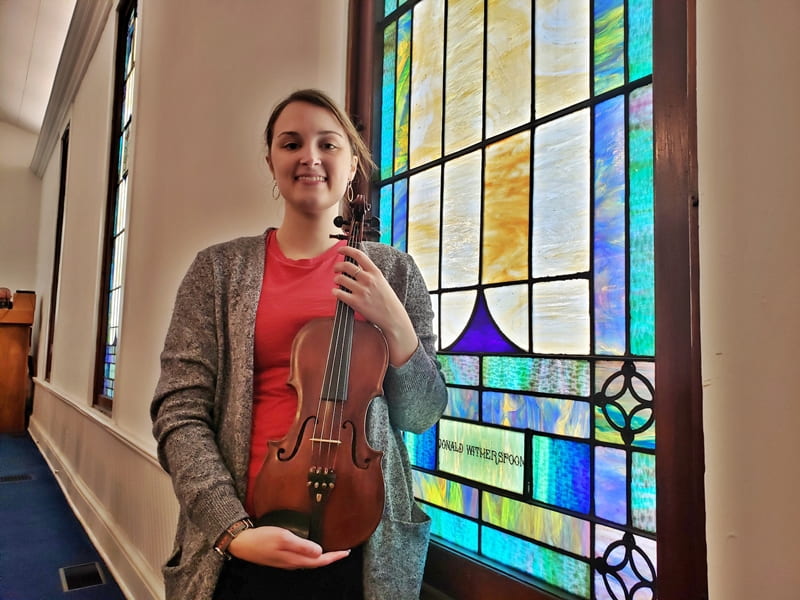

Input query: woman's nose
[299,150,321,166]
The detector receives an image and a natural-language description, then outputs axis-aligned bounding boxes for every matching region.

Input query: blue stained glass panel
[632,451,656,532]
[445,387,480,420]
[595,446,627,524]
[628,0,653,80]
[437,354,480,386]
[392,178,408,251]
[482,391,590,437]
[482,526,591,598]
[594,95,626,355]
[422,503,479,552]
[379,184,392,245]
[381,23,397,179]
[629,85,654,356]
[483,356,591,396]
[124,13,136,75]
[532,436,591,513]
[394,11,411,174]
[403,424,437,470]
[593,0,625,94]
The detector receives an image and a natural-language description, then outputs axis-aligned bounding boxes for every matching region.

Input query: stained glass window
[377,0,655,597]
[96,0,137,409]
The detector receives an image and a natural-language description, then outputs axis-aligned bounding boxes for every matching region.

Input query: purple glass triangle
[446,291,521,353]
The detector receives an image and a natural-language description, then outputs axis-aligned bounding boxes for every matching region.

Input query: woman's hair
[264,89,375,187]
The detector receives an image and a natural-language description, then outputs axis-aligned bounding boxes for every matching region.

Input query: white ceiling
[0,0,76,134]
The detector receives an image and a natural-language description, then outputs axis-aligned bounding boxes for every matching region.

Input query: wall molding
[30,0,114,177]
[32,378,161,465]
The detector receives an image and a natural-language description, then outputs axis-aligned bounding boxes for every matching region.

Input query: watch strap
[213,518,253,559]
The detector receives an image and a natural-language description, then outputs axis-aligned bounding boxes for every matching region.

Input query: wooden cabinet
[0,291,35,434]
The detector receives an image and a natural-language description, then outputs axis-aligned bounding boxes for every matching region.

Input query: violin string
[322,215,359,473]
[314,328,335,470]
[323,292,350,471]
[331,292,351,472]
[317,276,349,471]
[313,199,366,478]
[330,212,362,473]
[339,213,365,470]
[330,246,359,470]
[327,295,348,470]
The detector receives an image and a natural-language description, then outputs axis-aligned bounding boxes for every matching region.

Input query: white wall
[29,1,350,598]
[115,0,349,445]
[0,122,41,294]
[697,2,800,599]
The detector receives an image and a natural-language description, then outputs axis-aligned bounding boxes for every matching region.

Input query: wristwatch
[213,518,253,559]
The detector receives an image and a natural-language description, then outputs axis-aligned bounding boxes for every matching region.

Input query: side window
[46,125,69,381]
[94,0,138,412]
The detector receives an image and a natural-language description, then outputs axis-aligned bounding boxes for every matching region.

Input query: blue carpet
[0,433,127,599]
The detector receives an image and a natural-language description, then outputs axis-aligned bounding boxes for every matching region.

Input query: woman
[151,89,448,600]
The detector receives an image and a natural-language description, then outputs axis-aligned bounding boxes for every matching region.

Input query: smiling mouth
[295,175,326,182]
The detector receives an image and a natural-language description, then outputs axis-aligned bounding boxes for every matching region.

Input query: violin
[252,196,388,551]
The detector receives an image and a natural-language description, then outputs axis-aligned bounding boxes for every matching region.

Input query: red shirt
[245,231,347,514]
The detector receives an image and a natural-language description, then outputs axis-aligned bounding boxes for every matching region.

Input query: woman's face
[267,101,358,217]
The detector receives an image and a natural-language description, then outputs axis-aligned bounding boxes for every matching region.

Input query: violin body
[252,316,388,551]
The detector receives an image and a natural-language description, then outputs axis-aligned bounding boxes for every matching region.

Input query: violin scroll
[331,195,381,242]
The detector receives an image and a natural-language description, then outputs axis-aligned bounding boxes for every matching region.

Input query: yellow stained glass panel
[410,0,444,168]
[442,151,482,289]
[408,166,441,289]
[444,0,484,154]
[483,131,530,285]
[532,279,590,354]
[532,109,590,277]
[535,0,590,117]
[440,290,477,348]
[430,291,440,350]
[485,284,529,351]
[486,0,531,138]
[483,492,590,556]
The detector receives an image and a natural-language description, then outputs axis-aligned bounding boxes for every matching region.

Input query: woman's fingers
[227,526,352,569]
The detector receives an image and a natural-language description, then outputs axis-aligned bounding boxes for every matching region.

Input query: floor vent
[0,473,33,483]
[59,562,106,591]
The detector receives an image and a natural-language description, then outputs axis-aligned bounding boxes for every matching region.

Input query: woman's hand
[332,246,418,366]
[227,526,350,569]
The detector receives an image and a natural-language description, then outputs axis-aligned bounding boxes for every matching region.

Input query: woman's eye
[322,142,339,150]
[283,142,299,150]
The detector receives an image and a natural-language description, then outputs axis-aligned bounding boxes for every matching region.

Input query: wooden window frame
[347,0,705,598]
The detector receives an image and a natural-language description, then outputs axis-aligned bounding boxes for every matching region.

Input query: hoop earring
[346,180,354,204]
[272,181,280,200]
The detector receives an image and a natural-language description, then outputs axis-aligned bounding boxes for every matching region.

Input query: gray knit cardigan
[151,232,447,600]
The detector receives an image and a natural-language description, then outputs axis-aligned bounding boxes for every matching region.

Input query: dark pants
[213,546,363,600]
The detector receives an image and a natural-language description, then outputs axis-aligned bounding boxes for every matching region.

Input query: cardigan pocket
[163,541,223,600]
[364,503,432,600]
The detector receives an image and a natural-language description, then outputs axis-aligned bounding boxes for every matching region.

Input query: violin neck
[323,221,362,402]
